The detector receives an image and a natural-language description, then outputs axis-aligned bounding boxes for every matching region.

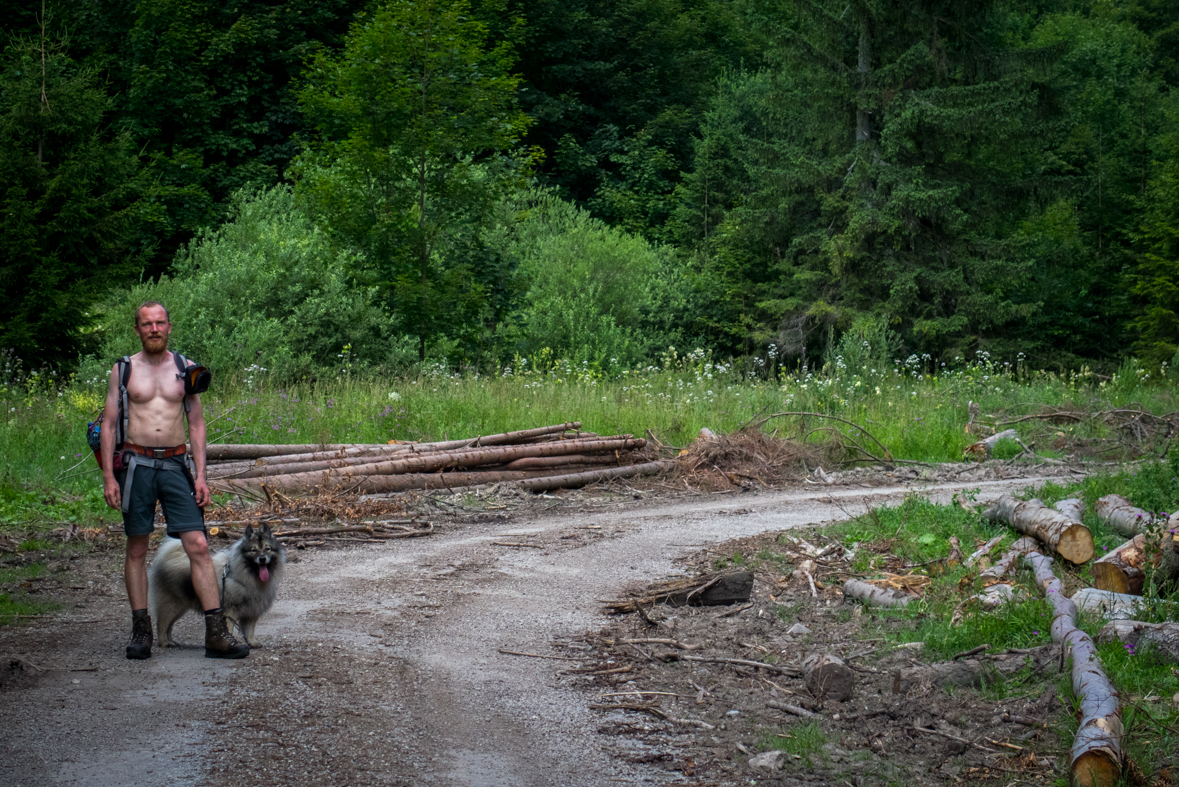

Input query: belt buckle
[151,448,166,459]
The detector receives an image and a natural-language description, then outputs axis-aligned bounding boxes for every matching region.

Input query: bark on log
[238,437,645,492]
[517,461,672,493]
[1023,550,1122,787]
[1054,498,1085,524]
[802,653,855,701]
[842,579,913,608]
[891,645,1058,694]
[214,469,556,497]
[984,495,1094,564]
[1092,535,1157,595]
[500,454,619,471]
[205,422,582,461]
[1095,494,1153,538]
[1070,588,1147,619]
[1095,620,1179,665]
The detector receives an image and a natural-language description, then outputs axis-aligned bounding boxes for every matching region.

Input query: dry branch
[766,700,818,719]
[842,578,914,609]
[1023,550,1122,787]
[984,495,1094,564]
[606,572,754,613]
[1095,495,1154,538]
[964,534,1005,568]
[969,536,1039,610]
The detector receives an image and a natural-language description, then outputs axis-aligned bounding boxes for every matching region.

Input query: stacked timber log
[207,423,673,497]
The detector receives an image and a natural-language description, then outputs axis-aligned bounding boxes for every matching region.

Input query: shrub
[86,186,412,382]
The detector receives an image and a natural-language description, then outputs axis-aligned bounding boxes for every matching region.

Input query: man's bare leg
[125,535,150,608]
[125,535,153,659]
[179,530,249,659]
[178,530,219,609]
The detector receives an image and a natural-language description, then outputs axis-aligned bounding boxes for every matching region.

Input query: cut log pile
[206,423,673,498]
[836,492,1178,787]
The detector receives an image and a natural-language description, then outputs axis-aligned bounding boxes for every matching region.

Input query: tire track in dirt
[2,476,1064,786]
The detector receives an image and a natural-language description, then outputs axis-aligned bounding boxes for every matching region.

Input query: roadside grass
[824,460,1179,780]
[0,592,58,625]
[758,721,828,767]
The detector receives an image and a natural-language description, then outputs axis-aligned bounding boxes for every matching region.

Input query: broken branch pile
[207,423,671,498]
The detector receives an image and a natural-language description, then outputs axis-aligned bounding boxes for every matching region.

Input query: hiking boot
[204,612,249,659]
[126,610,153,660]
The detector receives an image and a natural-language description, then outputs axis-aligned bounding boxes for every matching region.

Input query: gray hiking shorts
[117,454,204,537]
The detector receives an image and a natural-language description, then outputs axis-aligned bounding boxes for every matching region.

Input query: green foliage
[488,191,686,368]
[89,186,411,381]
[296,0,532,362]
[0,34,150,365]
[1133,91,1179,365]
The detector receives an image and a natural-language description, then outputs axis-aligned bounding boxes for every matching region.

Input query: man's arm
[186,393,211,508]
[101,363,122,510]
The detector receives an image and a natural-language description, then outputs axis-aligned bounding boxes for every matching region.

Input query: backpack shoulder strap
[117,356,131,447]
[173,352,193,414]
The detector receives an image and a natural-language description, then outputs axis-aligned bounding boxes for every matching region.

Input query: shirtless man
[101,302,248,660]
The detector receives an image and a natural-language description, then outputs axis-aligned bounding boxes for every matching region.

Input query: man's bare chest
[126,360,185,406]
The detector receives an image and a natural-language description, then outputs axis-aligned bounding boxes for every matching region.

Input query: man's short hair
[135,301,171,325]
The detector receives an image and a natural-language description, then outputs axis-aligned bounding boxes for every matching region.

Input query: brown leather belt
[123,442,187,460]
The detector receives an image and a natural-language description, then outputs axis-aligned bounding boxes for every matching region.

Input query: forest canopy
[4,0,1178,375]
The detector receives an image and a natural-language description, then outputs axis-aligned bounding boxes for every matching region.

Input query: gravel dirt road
[1,474,1067,787]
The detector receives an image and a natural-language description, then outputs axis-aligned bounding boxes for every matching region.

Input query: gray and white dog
[148,524,285,647]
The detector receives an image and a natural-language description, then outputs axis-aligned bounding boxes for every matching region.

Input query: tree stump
[802,653,855,701]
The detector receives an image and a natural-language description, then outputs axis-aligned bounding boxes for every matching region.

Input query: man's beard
[142,335,168,353]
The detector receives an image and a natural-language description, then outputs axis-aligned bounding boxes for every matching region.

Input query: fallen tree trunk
[517,460,672,493]
[206,422,583,462]
[963,428,1019,460]
[500,454,619,471]
[215,469,555,497]
[238,437,646,492]
[984,495,1094,564]
[892,645,1058,694]
[802,653,854,701]
[1095,494,1153,538]
[1024,550,1122,787]
[1096,620,1179,665]
[1071,588,1147,618]
[842,579,914,609]
[1092,535,1156,595]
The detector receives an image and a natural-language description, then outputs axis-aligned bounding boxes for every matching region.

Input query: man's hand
[104,475,121,510]
[194,479,211,509]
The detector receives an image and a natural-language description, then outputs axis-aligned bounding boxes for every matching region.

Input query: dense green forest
[3,0,1178,377]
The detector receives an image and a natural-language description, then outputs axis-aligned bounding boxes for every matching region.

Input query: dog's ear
[258,522,272,535]
[244,524,254,539]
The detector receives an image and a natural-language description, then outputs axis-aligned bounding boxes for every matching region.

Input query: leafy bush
[489,190,686,369]
[86,186,413,382]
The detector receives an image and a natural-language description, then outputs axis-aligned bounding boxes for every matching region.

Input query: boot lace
[130,616,151,645]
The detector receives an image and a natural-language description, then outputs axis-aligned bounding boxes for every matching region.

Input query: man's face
[134,306,171,354]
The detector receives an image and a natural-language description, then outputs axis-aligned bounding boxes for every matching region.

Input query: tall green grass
[1,350,1176,528]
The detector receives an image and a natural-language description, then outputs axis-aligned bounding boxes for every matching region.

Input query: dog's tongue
[259,566,270,582]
